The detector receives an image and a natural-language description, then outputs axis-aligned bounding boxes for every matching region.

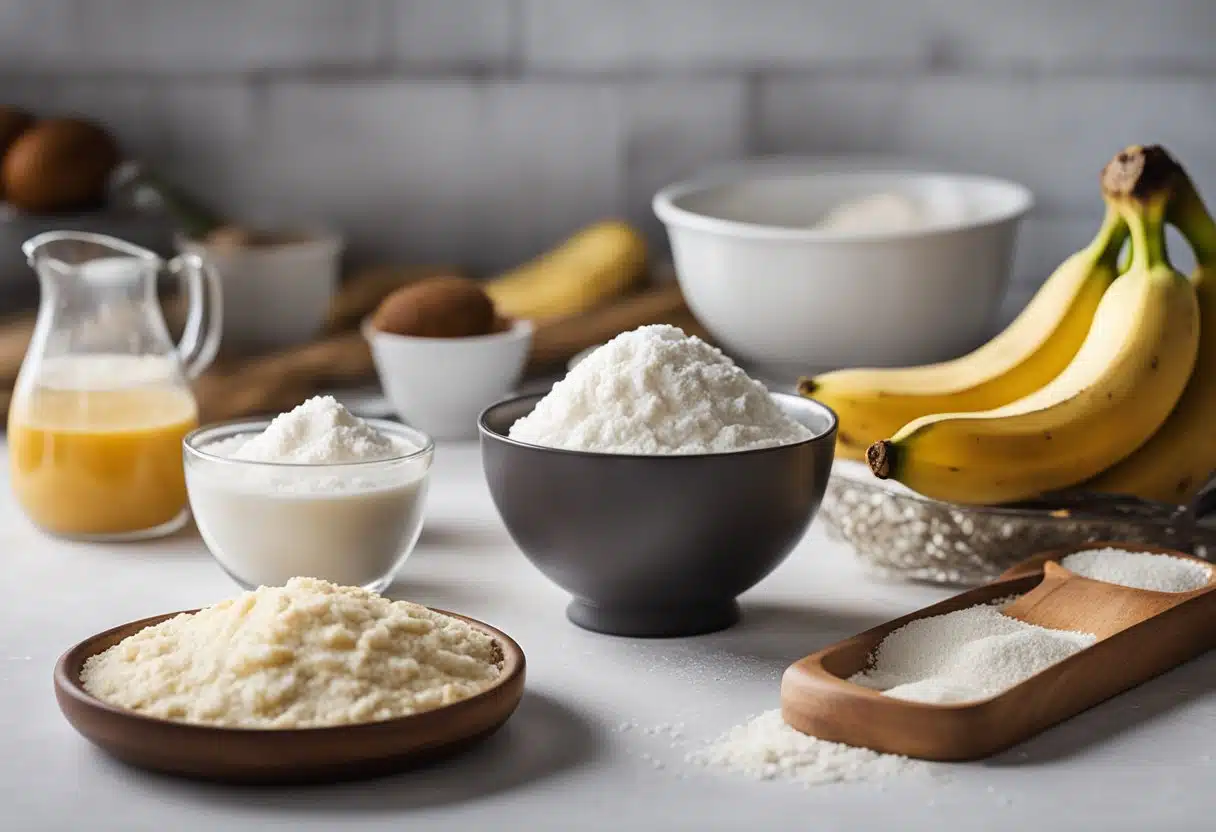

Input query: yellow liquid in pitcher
[9,363,198,537]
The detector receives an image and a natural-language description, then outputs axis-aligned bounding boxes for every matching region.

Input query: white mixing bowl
[654,169,1033,373]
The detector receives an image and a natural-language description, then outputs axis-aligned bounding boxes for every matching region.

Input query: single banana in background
[1085,151,1216,503]
[866,147,1200,505]
[485,220,648,322]
[798,210,1128,460]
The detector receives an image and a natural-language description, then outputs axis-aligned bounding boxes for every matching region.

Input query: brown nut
[371,276,498,338]
[0,106,35,199]
[3,117,121,213]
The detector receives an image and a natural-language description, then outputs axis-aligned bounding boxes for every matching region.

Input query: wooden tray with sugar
[780,542,1216,761]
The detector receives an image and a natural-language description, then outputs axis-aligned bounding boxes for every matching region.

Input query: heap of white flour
[81,577,502,728]
[509,325,813,454]
[230,396,402,464]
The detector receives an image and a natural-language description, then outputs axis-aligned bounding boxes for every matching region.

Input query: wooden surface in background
[0,264,702,423]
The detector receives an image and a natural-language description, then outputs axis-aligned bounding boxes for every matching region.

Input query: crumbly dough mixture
[80,577,502,728]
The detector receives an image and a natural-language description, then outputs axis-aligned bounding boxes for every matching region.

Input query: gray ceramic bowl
[479,392,837,637]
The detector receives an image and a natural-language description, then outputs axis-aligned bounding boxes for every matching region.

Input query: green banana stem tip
[1123,199,1171,272]
[1091,205,1130,266]
[867,440,895,480]
[1168,175,1216,265]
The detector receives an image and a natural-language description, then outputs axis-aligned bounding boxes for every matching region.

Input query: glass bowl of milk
[183,398,433,593]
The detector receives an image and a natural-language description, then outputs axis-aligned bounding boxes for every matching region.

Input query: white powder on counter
[509,325,813,454]
[81,577,501,728]
[687,710,925,786]
[230,396,404,464]
[1060,548,1212,593]
[851,605,1096,705]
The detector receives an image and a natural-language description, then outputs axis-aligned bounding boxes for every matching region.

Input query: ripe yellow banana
[799,210,1127,461]
[484,220,648,321]
[1085,152,1216,503]
[867,150,1200,505]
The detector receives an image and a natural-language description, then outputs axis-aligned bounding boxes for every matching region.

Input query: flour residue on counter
[687,710,926,786]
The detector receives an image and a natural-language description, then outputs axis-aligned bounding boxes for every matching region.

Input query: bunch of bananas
[801,146,1216,506]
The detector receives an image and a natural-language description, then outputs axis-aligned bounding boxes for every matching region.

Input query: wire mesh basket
[819,460,1216,586]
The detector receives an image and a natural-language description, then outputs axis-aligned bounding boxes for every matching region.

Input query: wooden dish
[54,608,526,784]
[781,542,1215,761]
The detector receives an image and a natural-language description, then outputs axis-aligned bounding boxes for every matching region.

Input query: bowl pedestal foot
[565,599,740,638]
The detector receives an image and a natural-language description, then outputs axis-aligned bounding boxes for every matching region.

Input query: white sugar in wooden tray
[1060,548,1212,593]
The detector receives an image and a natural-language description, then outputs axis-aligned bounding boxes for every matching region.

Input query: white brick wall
[0,0,386,72]
[756,76,1216,215]
[524,0,1216,71]
[1,0,1214,306]
[252,80,626,269]
[390,0,515,69]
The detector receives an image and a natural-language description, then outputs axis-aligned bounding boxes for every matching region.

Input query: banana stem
[1101,144,1180,273]
[1122,198,1171,273]
[1116,243,1132,274]
[1168,177,1216,267]
[1090,205,1130,267]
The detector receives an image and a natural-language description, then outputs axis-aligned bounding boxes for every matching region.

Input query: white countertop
[1,440,1212,832]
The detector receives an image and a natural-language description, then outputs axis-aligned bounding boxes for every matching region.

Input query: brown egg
[0,106,35,199]
[3,117,121,213]
[371,276,498,339]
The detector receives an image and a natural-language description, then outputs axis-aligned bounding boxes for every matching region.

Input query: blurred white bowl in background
[178,230,342,353]
[654,167,1033,375]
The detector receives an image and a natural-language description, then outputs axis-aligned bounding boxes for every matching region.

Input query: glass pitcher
[8,231,222,541]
